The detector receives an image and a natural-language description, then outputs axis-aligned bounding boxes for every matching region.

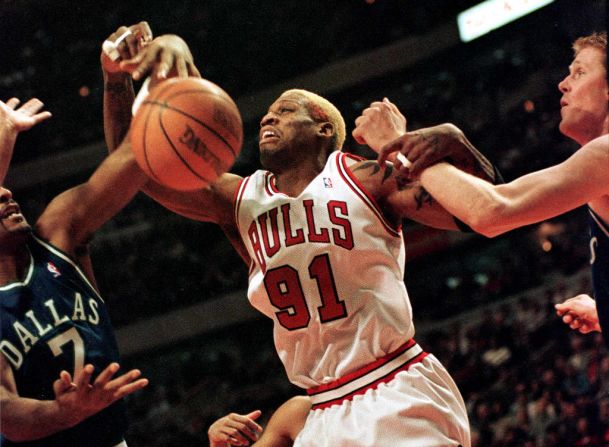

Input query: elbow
[1,419,28,443]
[465,202,509,238]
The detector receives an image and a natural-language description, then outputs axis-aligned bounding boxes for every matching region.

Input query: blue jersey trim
[0,251,34,291]
[589,208,609,238]
[31,234,104,303]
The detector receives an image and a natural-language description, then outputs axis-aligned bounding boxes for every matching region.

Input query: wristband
[396,153,412,169]
[102,29,133,61]
[132,77,151,116]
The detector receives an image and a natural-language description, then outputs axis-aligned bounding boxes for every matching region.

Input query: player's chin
[0,223,31,243]
[259,146,281,169]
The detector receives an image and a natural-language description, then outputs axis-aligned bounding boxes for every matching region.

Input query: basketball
[130,77,243,191]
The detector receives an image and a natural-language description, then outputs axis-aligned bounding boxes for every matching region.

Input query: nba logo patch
[323,178,333,188]
[47,262,61,278]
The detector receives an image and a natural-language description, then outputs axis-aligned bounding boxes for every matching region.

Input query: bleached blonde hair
[282,89,346,151]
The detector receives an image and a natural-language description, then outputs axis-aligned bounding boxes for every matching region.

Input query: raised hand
[555,294,602,334]
[208,410,263,447]
[120,34,201,82]
[0,97,52,134]
[352,97,406,156]
[101,22,154,74]
[53,363,148,427]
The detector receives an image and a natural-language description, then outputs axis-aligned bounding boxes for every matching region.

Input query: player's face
[0,187,31,243]
[259,93,321,170]
[558,47,609,145]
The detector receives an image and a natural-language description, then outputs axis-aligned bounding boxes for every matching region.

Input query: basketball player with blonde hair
[354,32,609,342]
[104,28,513,443]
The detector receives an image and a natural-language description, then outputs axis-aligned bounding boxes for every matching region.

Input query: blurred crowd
[119,271,608,447]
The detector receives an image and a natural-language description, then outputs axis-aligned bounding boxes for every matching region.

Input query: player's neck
[274,157,326,197]
[0,246,29,286]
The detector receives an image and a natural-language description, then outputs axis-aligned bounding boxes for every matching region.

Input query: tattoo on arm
[104,82,131,94]
[353,161,380,175]
[353,161,394,184]
[414,187,433,210]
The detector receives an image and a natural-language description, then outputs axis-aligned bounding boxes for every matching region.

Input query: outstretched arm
[252,396,311,446]
[0,356,147,442]
[0,97,51,184]
[418,135,609,237]
[34,136,148,258]
[208,396,310,447]
[100,27,230,227]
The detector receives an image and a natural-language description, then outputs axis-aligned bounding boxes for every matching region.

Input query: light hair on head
[573,31,607,61]
[282,89,346,151]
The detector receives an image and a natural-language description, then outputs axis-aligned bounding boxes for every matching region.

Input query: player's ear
[318,122,334,138]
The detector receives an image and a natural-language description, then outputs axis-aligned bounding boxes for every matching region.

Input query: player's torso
[235,152,414,387]
[589,208,609,342]
[0,235,126,446]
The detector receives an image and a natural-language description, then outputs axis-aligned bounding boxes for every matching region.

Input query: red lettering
[248,221,267,273]
[258,209,280,258]
[327,201,354,250]
[264,265,311,330]
[303,200,330,243]
[281,204,305,247]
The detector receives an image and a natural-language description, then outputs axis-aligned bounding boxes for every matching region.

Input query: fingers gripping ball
[130,77,243,190]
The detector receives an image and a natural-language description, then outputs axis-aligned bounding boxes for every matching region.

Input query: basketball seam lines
[143,98,238,157]
[157,105,215,184]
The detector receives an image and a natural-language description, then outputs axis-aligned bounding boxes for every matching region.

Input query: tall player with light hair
[355,32,609,342]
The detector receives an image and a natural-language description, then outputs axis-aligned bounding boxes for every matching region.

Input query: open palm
[1,97,52,133]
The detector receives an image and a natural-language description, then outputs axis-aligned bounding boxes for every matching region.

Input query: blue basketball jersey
[0,235,127,447]
[589,208,609,349]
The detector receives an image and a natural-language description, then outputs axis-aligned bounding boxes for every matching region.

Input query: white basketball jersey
[235,151,415,388]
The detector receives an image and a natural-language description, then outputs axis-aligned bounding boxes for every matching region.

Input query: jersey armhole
[233,176,252,234]
[335,153,402,237]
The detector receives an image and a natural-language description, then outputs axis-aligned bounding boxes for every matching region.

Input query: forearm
[420,163,516,237]
[445,131,497,183]
[1,396,76,441]
[103,71,134,153]
[0,127,18,184]
[420,161,595,237]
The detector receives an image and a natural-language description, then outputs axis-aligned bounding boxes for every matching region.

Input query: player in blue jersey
[353,32,608,341]
[0,24,198,447]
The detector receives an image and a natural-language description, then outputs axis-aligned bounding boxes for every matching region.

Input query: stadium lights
[457,0,555,42]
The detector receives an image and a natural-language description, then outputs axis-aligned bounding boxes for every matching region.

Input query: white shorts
[294,341,470,447]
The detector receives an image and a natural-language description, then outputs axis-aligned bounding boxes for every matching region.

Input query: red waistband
[307,339,428,410]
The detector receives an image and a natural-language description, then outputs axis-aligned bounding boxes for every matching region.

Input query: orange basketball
[130,77,243,191]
